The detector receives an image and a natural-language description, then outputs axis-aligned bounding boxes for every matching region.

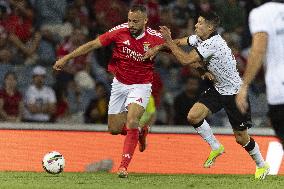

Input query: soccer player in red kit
[53,5,164,178]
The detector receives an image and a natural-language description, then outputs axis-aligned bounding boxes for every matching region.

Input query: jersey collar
[134,31,145,40]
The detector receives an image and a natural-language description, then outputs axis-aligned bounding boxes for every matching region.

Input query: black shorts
[268,104,284,142]
[198,86,253,131]
[268,104,284,123]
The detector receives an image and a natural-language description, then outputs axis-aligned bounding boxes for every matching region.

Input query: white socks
[195,120,221,150]
[243,140,265,168]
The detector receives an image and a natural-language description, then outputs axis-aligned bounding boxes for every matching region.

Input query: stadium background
[0,0,282,175]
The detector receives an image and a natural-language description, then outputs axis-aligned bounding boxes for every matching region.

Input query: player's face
[128,11,148,37]
[195,16,213,39]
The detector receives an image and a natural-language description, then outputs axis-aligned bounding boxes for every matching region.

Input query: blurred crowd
[0,0,268,126]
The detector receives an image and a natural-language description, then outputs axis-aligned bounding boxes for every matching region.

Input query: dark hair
[129,4,147,14]
[200,11,220,30]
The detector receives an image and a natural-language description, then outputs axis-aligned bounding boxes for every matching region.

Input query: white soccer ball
[42,151,65,174]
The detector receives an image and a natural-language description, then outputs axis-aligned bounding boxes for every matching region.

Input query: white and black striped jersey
[187,34,242,95]
[249,2,284,105]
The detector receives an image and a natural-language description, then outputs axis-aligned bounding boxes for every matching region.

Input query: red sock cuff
[126,128,139,133]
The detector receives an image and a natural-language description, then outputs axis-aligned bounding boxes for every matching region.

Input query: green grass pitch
[0,172,284,189]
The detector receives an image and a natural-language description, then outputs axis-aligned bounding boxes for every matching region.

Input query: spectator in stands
[84,82,109,124]
[92,0,128,32]
[196,0,215,14]
[2,0,41,65]
[23,66,56,122]
[65,79,88,116]
[32,0,69,39]
[0,72,23,122]
[218,0,246,31]
[66,0,90,35]
[169,0,196,28]
[131,0,161,29]
[215,0,245,39]
[0,26,12,64]
[35,0,71,66]
[174,77,200,125]
[55,28,92,88]
[51,87,69,122]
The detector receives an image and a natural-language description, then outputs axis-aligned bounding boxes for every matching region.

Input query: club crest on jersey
[143,42,150,52]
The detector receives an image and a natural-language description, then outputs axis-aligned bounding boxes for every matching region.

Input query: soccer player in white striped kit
[145,11,270,179]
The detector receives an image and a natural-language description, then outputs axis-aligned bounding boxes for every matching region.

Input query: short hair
[129,4,147,14]
[200,11,220,30]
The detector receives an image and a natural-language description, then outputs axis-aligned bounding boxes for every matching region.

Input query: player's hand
[201,72,215,81]
[235,85,249,114]
[144,46,159,60]
[53,58,67,71]
[159,26,173,43]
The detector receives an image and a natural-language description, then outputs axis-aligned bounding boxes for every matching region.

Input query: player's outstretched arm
[144,37,188,60]
[174,37,188,46]
[53,37,103,71]
[144,45,164,60]
[159,26,201,66]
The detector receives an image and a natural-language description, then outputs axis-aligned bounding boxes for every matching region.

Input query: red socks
[119,128,139,169]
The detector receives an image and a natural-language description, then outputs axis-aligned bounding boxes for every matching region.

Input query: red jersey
[99,23,164,84]
[0,89,22,116]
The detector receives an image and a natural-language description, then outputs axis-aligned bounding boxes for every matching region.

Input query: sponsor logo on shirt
[122,46,144,62]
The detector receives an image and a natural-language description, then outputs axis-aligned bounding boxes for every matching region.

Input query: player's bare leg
[188,103,224,168]
[108,110,150,135]
[233,129,269,179]
[117,103,145,178]
[138,112,155,152]
[138,96,156,152]
[108,112,127,135]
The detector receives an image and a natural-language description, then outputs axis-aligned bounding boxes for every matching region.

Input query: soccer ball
[42,151,65,174]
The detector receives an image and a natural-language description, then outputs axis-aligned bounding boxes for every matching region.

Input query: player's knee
[235,135,246,146]
[187,112,203,125]
[235,137,242,145]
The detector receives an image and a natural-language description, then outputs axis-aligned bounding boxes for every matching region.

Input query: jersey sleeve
[98,25,123,46]
[99,23,129,46]
[98,31,116,46]
[196,37,216,60]
[156,36,165,46]
[249,8,270,34]
[187,35,201,47]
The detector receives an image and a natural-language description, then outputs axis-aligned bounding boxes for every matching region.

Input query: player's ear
[208,24,214,33]
[144,17,148,25]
